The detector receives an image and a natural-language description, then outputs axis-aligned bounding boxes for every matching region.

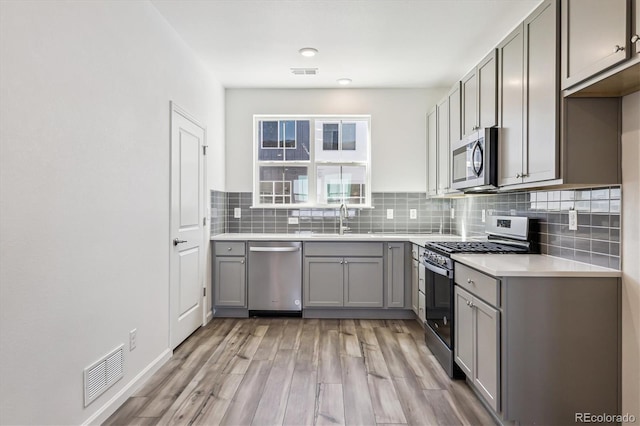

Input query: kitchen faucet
[339,203,350,235]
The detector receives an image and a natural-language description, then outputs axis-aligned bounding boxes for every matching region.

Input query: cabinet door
[462,68,478,138]
[454,287,474,376]
[386,243,405,308]
[561,0,629,90]
[498,24,525,186]
[524,0,558,184]
[411,259,419,315]
[478,49,498,129]
[344,257,383,307]
[436,97,450,194]
[214,256,246,307]
[427,108,438,196]
[304,257,344,307]
[473,296,500,412]
[418,290,426,323]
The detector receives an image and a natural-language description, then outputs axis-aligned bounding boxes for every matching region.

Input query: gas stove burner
[425,241,530,254]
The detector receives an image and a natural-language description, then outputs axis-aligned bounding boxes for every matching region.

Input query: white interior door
[170,104,205,349]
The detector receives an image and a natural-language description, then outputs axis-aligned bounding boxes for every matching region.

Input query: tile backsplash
[211,186,622,269]
[213,192,452,235]
[451,186,621,270]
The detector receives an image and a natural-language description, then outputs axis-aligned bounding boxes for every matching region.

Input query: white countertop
[451,254,622,278]
[211,233,478,246]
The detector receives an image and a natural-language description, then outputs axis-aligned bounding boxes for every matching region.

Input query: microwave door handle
[471,141,483,177]
[424,262,451,278]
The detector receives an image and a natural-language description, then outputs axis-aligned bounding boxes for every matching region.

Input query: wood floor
[104,318,495,426]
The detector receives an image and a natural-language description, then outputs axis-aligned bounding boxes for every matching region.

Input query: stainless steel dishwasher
[248,241,302,315]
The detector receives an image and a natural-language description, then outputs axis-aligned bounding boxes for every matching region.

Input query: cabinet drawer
[304,242,383,257]
[455,263,499,307]
[214,241,246,256]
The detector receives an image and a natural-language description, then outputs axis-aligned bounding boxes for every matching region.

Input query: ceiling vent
[290,68,318,76]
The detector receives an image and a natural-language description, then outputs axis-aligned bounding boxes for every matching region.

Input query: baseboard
[303,308,415,319]
[205,310,213,325]
[82,348,172,426]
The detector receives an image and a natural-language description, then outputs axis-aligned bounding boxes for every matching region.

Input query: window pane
[261,121,278,148]
[259,166,308,204]
[280,120,296,148]
[341,165,367,205]
[285,120,310,161]
[342,123,356,150]
[323,123,339,150]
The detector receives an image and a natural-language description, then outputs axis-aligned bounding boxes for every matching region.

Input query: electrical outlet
[568,209,578,231]
[386,209,394,219]
[450,208,455,219]
[234,207,241,219]
[288,217,299,225]
[129,329,137,351]
[481,209,486,223]
[409,209,417,219]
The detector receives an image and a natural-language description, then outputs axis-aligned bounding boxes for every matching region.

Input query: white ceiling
[151,0,542,89]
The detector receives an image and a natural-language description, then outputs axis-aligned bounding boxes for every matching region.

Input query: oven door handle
[423,261,451,278]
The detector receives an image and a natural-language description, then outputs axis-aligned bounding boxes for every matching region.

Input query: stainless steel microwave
[451,127,498,192]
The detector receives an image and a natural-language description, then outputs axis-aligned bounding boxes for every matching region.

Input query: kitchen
[0,1,638,425]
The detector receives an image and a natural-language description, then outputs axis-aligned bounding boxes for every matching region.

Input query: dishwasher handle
[249,246,300,252]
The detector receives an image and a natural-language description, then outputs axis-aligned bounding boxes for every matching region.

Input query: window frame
[253,114,372,208]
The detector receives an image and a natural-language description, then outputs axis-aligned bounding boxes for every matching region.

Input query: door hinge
[203,287,206,297]
[202,145,208,155]
[203,217,207,226]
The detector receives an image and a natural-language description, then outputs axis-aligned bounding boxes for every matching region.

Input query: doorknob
[173,238,187,246]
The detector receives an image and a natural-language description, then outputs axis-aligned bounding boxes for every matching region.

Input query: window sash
[254,115,371,208]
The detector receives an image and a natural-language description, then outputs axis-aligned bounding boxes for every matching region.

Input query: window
[254,115,371,207]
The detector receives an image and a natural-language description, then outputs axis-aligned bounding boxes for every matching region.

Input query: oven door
[424,261,453,349]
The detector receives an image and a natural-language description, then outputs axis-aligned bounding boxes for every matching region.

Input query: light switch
[386,209,394,219]
[409,209,417,219]
[288,217,299,225]
[234,207,241,219]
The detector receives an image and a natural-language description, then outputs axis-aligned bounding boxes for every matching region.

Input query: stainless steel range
[421,215,534,378]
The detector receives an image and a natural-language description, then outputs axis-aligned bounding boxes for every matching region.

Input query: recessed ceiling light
[337,78,352,86]
[299,47,318,57]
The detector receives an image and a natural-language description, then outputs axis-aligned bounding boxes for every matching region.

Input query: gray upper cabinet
[561,0,630,90]
[499,0,558,187]
[386,243,405,308]
[523,0,559,184]
[426,107,438,197]
[462,50,498,139]
[478,50,498,129]
[497,24,525,187]
[344,257,384,307]
[461,68,477,138]
[436,96,450,194]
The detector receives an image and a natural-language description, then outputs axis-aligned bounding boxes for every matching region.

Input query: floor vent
[83,344,124,407]
[290,67,318,75]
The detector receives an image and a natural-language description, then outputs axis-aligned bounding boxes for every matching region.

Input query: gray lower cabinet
[214,256,246,307]
[304,256,383,308]
[386,242,405,308]
[304,257,344,307]
[411,258,419,315]
[454,285,500,412]
[345,257,384,307]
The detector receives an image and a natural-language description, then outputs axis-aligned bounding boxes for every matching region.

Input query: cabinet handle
[516,173,521,178]
[340,260,343,264]
[614,44,625,53]
[466,300,470,306]
[469,302,474,308]
[344,261,348,264]
[240,260,245,264]
[467,278,474,285]
[632,35,640,44]
[227,247,232,251]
